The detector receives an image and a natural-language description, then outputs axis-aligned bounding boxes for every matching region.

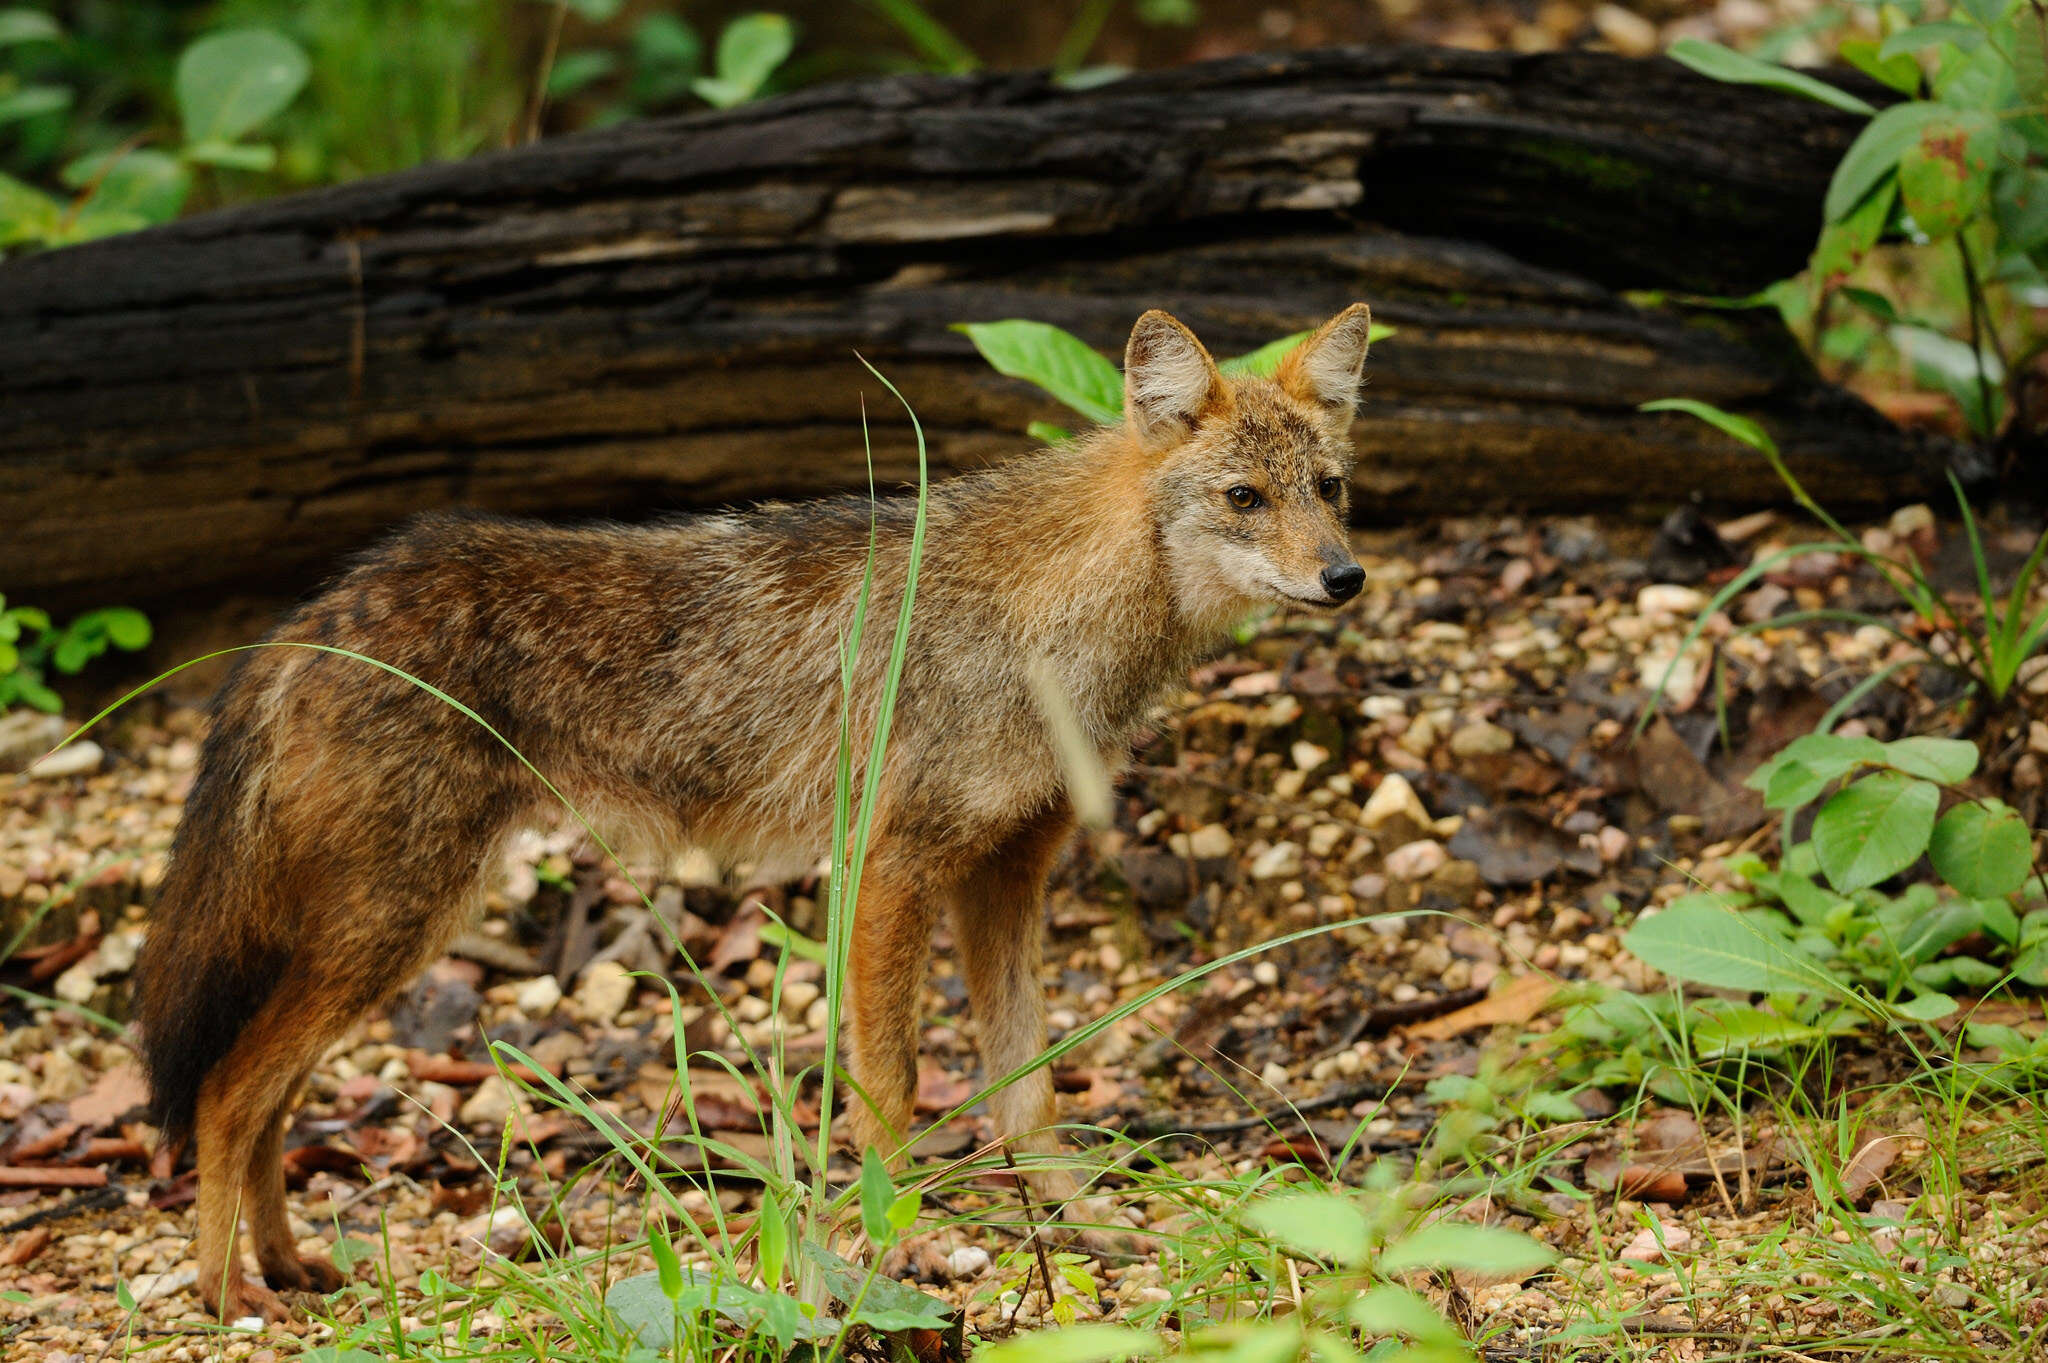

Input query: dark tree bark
[0,46,1933,607]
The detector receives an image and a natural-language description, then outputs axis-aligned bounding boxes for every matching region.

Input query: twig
[1000,1147,1058,1331]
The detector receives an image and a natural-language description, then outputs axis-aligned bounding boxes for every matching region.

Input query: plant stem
[1956,232,2002,441]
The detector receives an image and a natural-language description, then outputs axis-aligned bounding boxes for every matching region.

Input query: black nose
[1320,562,1365,602]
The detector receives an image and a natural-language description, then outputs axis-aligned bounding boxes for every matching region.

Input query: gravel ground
[4,508,2046,1359]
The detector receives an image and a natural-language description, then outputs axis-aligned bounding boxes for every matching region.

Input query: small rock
[1448,720,1514,757]
[1362,774,1430,831]
[2029,721,2048,756]
[514,975,562,1017]
[26,740,103,780]
[1361,695,1406,721]
[1634,584,1705,617]
[1385,839,1448,882]
[459,1076,515,1129]
[1187,823,1234,860]
[1351,872,1388,902]
[1620,1220,1691,1263]
[1259,1061,1289,1089]
[1591,2,1659,55]
[1306,823,1346,858]
[1291,740,1330,772]
[1250,841,1303,880]
[1889,503,1935,540]
[1597,826,1632,863]
[575,959,635,1023]
[945,1246,991,1279]
[1251,961,1280,987]
[0,710,67,773]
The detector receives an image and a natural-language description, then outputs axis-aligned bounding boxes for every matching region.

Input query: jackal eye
[1227,485,1262,510]
[1318,476,1343,502]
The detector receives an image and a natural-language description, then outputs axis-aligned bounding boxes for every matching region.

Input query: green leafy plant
[983,1177,1552,1363]
[0,16,307,252]
[0,598,151,713]
[1669,4,2046,442]
[1625,731,2044,1025]
[955,316,1397,444]
[1640,397,2048,722]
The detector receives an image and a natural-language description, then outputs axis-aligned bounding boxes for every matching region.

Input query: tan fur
[132,306,1371,1319]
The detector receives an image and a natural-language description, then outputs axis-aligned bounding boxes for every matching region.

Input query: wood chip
[0,1166,108,1188]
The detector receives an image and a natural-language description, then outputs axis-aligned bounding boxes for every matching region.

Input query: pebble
[946,1246,991,1279]
[1361,695,1406,721]
[1635,584,1705,617]
[575,960,634,1023]
[1596,826,1632,863]
[1385,839,1448,882]
[1306,823,1346,858]
[1448,719,1513,757]
[1259,1061,1289,1089]
[459,1076,515,1129]
[1251,961,1279,987]
[1620,1220,1691,1263]
[1250,841,1303,880]
[26,740,103,779]
[514,975,562,1017]
[1291,740,1330,772]
[1187,822,1234,859]
[1361,774,1429,831]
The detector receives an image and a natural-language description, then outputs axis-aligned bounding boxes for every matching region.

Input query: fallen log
[0,46,1935,607]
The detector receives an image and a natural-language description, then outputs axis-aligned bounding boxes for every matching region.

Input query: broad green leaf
[1811,177,1895,287]
[1748,732,1888,789]
[973,1324,1162,1363]
[1878,21,1984,61]
[1838,36,1921,93]
[1688,1005,1848,1058]
[1218,323,1396,380]
[1825,102,1948,222]
[859,1146,895,1245]
[755,1187,786,1287]
[0,9,61,46]
[954,319,1124,426]
[1995,166,2048,253]
[1242,1191,1372,1266]
[1027,420,1074,446]
[546,48,618,98]
[560,0,623,18]
[691,12,792,107]
[0,641,16,673]
[1639,397,1777,455]
[182,139,278,172]
[1380,1222,1555,1276]
[649,1224,682,1299]
[1762,759,1829,811]
[0,170,61,247]
[1666,38,1875,115]
[1894,991,1958,1021]
[630,14,702,103]
[1929,801,2033,898]
[176,29,310,145]
[1623,894,1833,995]
[1882,735,1978,784]
[0,84,71,127]
[1897,110,1997,237]
[50,630,94,674]
[1813,773,1939,893]
[93,608,148,651]
[62,150,190,225]
[1346,1285,1462,1344]
[1220,330,1312,379]
[1891,323,2004,435]
[1884,896,1986,964]
[804,1242,953,1330]
[1977,895,2021,945]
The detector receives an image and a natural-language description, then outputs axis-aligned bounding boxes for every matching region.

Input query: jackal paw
[210,1277,291,1325]
[262,1252,347,1294]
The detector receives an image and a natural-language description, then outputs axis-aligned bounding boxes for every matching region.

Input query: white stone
[575,959,634,1022]
[1385,839,1448,882]
[945,1246,991,1279]
[1635,584,1705,617]
[1291,740,1330,772]
[1306,823,1345,859]
[1187,822,1233,859]
[1250,841,1303,880]
[1361,773,1429,831]
[1259,1061,1290,1089]
[26,740,102,779]
[459,1077,514,1129]
[514,975,562,1017]
[1360,695,1406,721]
[1448,720,1514,757]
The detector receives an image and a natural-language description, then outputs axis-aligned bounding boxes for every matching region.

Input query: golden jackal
[135,304,1373,1320]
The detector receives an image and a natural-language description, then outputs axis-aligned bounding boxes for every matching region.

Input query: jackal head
[1124,304,1372,623]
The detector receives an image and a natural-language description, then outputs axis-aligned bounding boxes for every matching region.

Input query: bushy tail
[135,679,291,1147]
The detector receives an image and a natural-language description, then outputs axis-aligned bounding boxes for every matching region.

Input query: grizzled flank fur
[132,304,1372,1323]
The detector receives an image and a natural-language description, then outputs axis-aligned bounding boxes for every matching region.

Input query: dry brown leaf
[1841,1133,1906,1203]
[66,1064,147,1128]
[1405,973,1558,1040]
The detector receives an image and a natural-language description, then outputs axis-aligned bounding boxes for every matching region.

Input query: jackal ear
[1278,302,1373,427]
[1124,310,1226,450]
